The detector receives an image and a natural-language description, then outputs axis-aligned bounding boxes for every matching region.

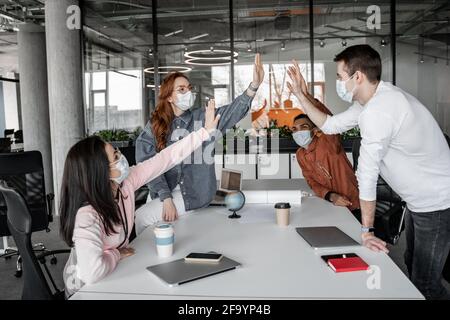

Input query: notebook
[321,253,369,273]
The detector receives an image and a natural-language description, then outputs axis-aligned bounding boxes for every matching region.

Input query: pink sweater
[63,128,210,293]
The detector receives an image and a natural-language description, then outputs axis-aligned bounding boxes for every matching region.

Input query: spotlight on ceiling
[420,56,425,63]
[148,49,153,56]
[281,41,286,51]
[319,40,325,48]
[341,39,347,47]
[210,46,214,52]
[380,39,387,47]
[247,42,252,52]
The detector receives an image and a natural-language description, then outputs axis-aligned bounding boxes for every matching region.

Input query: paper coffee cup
[274,202,291,227]
[154,223,174,258]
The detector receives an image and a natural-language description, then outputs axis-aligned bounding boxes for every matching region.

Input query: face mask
[175,91,195,111]
[293,130,313,148]
[110,154,130,185]
[336,73,356,103]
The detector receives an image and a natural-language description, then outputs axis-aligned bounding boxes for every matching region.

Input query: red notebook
[327,256,369,273]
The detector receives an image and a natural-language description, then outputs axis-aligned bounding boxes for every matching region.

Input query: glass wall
[80,0,430,134]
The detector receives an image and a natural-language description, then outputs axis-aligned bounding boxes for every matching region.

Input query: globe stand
[225,190,245,220]
[228,210,241,219]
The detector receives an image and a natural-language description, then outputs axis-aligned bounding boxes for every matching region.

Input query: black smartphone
[321,253,358,263]
[184,252,223,263]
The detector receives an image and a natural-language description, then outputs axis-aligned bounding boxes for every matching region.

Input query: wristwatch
[248,82,259,92]
[361,226,376,233]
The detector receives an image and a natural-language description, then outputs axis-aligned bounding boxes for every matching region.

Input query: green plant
[94,128,131,142]
[267,120,293,138]
[341,126,361,140]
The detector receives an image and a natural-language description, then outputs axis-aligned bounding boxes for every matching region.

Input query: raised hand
[287,59,309,99]
[252,53,265,88]
[204,99,221,133]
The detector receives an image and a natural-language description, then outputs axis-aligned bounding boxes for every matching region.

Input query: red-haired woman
[135,54,264,234]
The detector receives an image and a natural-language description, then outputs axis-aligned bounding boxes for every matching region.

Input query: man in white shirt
[287,44,450,300]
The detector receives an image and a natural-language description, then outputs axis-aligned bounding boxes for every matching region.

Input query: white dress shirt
[320,81,450,212]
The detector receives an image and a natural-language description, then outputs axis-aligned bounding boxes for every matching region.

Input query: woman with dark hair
[135,54,264,234]
[60,102,219,297]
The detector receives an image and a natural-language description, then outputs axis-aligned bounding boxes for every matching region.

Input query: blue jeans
[404,207,450,300]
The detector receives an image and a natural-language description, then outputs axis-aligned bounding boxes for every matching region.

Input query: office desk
[71,197,423,300]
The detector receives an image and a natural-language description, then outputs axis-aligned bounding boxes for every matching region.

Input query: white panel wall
[257,153,290,179]
[224,154,257,180]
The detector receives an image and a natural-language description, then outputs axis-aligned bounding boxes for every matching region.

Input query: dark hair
[293,114,315,128]
[334,44,381,83]
[59,136,122,247]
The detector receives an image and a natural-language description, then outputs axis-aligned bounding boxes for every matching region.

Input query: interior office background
[0,0,449,205]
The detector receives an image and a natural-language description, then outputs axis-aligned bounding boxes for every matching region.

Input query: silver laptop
[146,256,241,286]
[210,168,243,206]
[296,226,360,249]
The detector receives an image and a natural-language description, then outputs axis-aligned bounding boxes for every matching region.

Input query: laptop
[296,226,360,249]
[146,255,241,286]
[210,168,243,206]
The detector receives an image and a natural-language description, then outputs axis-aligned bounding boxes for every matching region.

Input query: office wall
[396,42,450,135]
[0,82,5,135]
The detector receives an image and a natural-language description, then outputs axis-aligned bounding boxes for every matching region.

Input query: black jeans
[404,207,450,300]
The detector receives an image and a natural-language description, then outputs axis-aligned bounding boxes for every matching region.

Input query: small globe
[225,191,245,212]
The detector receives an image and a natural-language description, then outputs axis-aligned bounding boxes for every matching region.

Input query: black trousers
[404,207,450,300]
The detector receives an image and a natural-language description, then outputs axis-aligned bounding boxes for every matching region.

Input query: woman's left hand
[251,53,264,88]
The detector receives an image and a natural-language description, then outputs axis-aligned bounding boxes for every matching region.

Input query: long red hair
[151,72,189,151]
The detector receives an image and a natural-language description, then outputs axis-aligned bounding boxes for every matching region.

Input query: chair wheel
[14,270,22,278]
[50,257,57,265]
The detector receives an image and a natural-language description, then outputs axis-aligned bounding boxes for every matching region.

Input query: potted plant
[340,126,361,151]
[94,128,132,148]
[263,120,296,152]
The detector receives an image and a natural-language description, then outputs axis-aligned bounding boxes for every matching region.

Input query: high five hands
[252,53,265,88]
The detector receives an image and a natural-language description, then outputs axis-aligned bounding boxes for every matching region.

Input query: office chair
[13,130,23,144]
[0,138,11,153]
[4,129,14,139]
[352,137,405,245]
[0,151,56,277]
[0,181,70,300]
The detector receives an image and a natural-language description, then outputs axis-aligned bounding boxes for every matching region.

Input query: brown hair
[334,44,381,83]
[151,72,189,151]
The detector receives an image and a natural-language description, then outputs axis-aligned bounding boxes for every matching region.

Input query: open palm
[252,53,264,87]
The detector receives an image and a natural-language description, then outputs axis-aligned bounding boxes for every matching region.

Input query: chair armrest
[36,249,71,260]
[46,193,55,222]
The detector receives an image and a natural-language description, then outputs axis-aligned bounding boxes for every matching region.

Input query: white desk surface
[71,197,423,300]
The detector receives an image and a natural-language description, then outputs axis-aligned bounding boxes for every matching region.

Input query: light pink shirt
[63,128,211,295]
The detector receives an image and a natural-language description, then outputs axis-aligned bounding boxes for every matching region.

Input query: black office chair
[0,151,56,277]
[0,138,11,153]
[0,181,69,300]
[4,129,14,139]
[13,130,23,144]
[352,137,406,245]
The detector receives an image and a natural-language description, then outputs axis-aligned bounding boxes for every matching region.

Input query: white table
[71,197,423,300]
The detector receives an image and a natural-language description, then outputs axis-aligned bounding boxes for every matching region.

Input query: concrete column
[17,23,53,194]
[0,83,5,135]
[45,0,85,206]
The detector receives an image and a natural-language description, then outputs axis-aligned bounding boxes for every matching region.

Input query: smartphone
[321,253,358,263]
[184,252,223,263]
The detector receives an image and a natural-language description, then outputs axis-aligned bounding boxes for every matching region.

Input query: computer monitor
[220,169,242,191]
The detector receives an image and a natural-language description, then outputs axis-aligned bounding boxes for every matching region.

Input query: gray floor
[0,216,448,300]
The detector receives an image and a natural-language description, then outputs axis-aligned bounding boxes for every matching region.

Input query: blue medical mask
[293,130,313,148]
[110,154,130,185]
[336,73,356,103]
